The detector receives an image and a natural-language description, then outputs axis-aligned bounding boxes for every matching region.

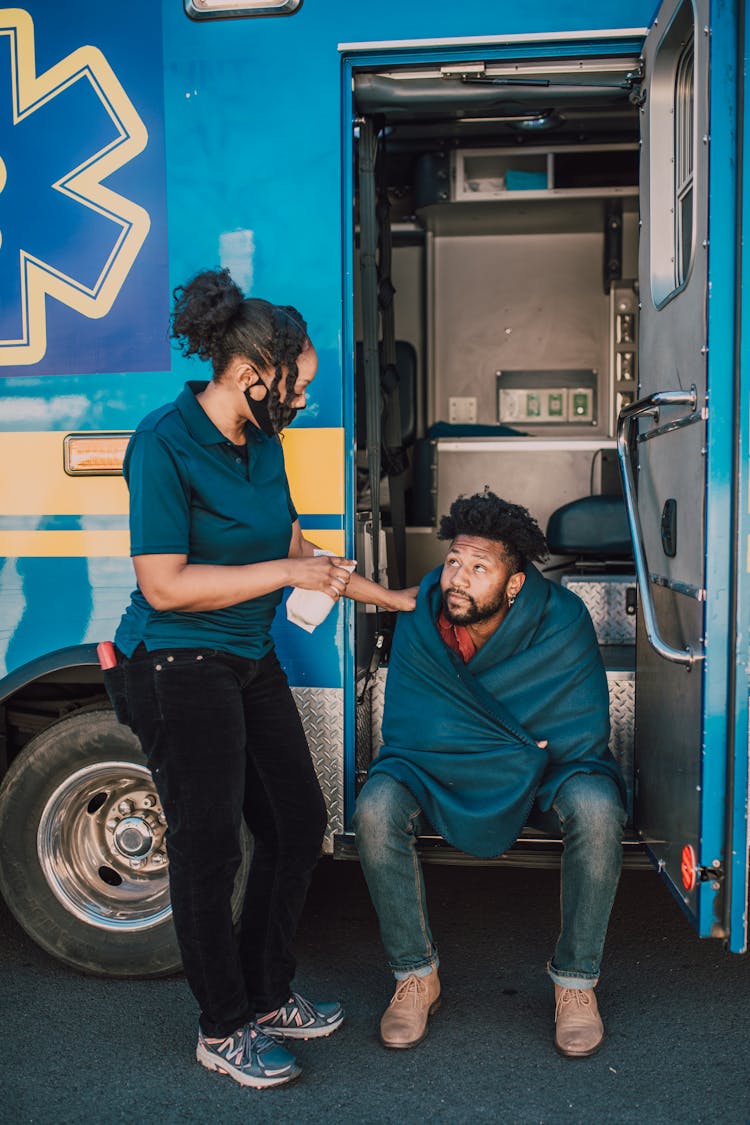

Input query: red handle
[97,641,117,670]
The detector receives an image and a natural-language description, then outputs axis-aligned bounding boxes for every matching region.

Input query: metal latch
[357,631,386,704]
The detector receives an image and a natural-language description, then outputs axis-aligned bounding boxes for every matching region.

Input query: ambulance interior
[352,51,649,837]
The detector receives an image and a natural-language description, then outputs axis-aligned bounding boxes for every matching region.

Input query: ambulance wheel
[0,708,251,978]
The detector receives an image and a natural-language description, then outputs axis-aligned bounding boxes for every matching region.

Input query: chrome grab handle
[616,388,704,668]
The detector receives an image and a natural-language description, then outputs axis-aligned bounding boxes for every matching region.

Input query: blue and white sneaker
[196,1021,301,1088]
[256,992,345,1040]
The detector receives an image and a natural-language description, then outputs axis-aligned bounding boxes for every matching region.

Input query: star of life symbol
[0,7,150,365]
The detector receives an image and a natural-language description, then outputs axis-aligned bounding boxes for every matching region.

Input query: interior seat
[546,494,632,560]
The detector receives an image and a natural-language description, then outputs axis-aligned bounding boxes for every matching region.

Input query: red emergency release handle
[680,844,698,892]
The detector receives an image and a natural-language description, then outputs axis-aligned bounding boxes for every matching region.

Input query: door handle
[616,388,704,668]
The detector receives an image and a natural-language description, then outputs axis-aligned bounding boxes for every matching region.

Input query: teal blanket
[368,564,624,858]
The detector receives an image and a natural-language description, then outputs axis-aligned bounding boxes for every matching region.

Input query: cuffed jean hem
[392,954,440,981]
[547,961,598,990]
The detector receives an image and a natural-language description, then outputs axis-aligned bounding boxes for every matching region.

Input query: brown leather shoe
[554,984,604,1058]
[379,968,441,1049]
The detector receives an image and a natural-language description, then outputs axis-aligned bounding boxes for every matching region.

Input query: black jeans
[108,645,327,1037]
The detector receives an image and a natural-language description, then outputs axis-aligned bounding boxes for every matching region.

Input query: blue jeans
[353,771,625,989]
[107,646,327,1037]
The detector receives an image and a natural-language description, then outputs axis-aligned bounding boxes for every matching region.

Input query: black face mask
[244,384,298,437]
[244,387,276,437]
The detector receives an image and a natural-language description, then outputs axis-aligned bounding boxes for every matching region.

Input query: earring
[508,593,516,607]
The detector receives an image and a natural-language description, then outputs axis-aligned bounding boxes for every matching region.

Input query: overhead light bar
[185,0,301,18]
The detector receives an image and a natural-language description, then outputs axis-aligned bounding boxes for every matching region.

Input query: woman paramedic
[105,268,416,1090]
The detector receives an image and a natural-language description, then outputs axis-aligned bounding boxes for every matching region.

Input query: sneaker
[256,991,345,1040]
[196,1021,301,1088]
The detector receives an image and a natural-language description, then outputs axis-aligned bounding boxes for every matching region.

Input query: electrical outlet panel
[498,386,594,424]
[448,396,477,424]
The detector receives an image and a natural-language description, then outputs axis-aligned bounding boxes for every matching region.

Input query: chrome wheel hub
[37,761,172,932]
[113,816,156,858]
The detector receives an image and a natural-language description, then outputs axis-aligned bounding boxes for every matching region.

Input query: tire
[0,708,250,978]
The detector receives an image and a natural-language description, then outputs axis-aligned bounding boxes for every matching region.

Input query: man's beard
[441,586,506,626]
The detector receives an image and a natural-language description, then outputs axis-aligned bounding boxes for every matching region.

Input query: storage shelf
[451,143,639,201]
[451,185,638,202]
[418,193,638,237]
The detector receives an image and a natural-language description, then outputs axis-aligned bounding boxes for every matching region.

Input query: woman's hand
[379,586,419,613]
[287,555,355,601]
[290,526,418,612]
[339,571,419,612]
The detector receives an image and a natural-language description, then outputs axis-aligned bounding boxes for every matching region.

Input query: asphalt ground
[2,858,750,1125]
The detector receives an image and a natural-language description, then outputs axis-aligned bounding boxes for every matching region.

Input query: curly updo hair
[171,268,309,430]
[438,489,548,573]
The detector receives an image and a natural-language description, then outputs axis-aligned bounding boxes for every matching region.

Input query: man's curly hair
[438,489,548,573]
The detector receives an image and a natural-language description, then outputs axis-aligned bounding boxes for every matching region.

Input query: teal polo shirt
[114,381,297,659]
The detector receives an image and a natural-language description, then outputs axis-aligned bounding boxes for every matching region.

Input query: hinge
[440,62,486,80]
[626,63,646,106]
[699,864,724,883]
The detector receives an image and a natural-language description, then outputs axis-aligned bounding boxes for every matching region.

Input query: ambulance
[0,0,747,976]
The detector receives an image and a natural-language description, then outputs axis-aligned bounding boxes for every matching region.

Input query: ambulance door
[621,0,747,948]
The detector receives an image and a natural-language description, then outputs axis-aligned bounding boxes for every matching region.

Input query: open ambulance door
[620,0,748,950]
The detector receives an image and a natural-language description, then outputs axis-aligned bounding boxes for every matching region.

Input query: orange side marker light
[63,433,130,475]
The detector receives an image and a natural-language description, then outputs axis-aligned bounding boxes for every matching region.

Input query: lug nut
[118,800,134,815]
[151,852,166,867]
[129,858,143,869]
[106,819,119,832]
[143,795,156,809]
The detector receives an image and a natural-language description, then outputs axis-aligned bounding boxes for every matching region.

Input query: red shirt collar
[437,610,477,663]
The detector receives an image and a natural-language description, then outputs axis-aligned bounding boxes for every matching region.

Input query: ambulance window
[649,1,696,307]
[184,0,301,19]
[674,36,694,289]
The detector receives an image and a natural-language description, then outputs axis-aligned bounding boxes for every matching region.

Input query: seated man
[353,490,626,1058]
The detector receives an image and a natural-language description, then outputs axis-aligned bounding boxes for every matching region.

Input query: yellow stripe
[0,529,345,559]
[282,429,345,515]
[0,429,345,516]
[0,433,129,514]
[0,530,131,557]
[305,530,346,555]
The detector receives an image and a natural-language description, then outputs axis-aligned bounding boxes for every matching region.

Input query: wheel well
[0,667,110,780]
